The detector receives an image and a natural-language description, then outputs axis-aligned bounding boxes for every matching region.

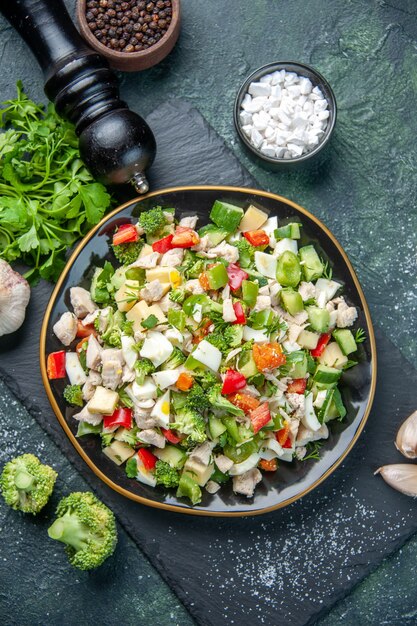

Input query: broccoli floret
[206,332,229,354]
[154,460,180,488]
[125,456,138,478]
[232,239,256,268]
[101,309,124,348]
[185,383,210,413]
[181,250,206,279]
[169,288,187,303]
[63,384,83,407]
[48,492,117,571]
[0,454,57,514]
[121,319,134,336]
[195,370,218,390]
[112,240,144,265]
[135,358,156,384]
[207,384,245,417]
[171,408,207,444]
[224,325,243,348]
[138,206,166,235]
[161,347,186,370]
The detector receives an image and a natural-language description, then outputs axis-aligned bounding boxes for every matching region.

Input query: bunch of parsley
[0,82,113,283]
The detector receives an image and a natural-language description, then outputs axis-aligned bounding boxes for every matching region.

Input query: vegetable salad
[49,200,365,504]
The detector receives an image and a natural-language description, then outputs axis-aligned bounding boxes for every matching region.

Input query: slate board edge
[1,99,416,626]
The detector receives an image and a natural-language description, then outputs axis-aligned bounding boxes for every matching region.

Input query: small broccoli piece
[171,408,207,444]
[224,325,243,348]
[101,309,124,348]
[195,370,218,390]
[135,358,156,384]
[63,384,83,407]
[121,319,134,336]
[180,250,206,280]
[138,206,166,235]
[185,383,210,413]
[169,288,187,304]
[232,239,256,268]
[207,384,245,417]
[154,460,180,488]
[112,240,144,265]
[206,332,229,355]
[161,347,186,370]
[125,457,138,478]
[48,492,117,570]
[0,454,57,514]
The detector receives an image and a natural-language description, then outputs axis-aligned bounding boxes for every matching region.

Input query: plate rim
[39,185,377,517]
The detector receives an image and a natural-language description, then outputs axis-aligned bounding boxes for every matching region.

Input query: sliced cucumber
[307,306,330,333]
[238,350,259,378]
[155,445,186,469]
[299,245,324,281]
[333,329,357,355]
[209,416,227,439]
[297,330,320,350]
[198,224,229,246]
[319,342,348,369]
[280,288,304,315]
[313,364,342,385]
[274,223,301,240]
[209,200,244,231]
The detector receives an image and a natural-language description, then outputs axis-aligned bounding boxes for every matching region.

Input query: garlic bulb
[395,410,417,459]
[375,464,417,497]
[0,260,30,337]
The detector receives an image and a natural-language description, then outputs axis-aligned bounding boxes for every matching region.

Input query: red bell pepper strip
[47,351,66,379]
[226,263,249,291]
[76,320,97,338]
[171,227,200,248]
[286,378,307,394]
[249,402,271,434]
[232,301,246,325]
[243,230,270,247]
[282,436,292,449]
[103,407,133,430]
[113,224,138,246]
[161,428,182,444]
[310,333,331,358]
[137,448,158,471]
[221,369,246,395]
[152,234,174,253]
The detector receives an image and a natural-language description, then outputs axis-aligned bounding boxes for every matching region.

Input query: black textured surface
[1,100,417,626]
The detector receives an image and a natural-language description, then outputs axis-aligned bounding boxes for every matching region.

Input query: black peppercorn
[86,0,173,53]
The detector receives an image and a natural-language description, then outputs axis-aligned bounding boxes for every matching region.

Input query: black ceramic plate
[40,186,376,517]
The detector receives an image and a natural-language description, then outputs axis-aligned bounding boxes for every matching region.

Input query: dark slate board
[1,100,417,626]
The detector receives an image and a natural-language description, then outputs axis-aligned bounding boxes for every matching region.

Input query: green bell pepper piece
[183,294,210,316]
[168,309,186,332]
[276,250,301,287]
[223,440,258,463]
[206,263,229,289]
[242,280,259,307]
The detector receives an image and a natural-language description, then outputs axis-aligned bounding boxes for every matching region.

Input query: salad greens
[49,199,365,505]
[0,82,113,283]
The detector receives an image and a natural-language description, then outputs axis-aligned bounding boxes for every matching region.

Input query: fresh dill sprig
[301,440,323,462]
[354,328,366,343]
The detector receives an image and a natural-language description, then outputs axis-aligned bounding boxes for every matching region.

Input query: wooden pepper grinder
[0,0,156,193]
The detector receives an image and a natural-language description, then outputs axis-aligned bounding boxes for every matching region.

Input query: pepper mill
[0,0,156,193]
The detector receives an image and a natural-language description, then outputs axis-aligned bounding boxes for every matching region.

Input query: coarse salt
[239,70,330,159]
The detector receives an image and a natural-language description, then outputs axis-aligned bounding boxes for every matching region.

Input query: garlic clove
[395,410,417,459]
[375,464,417,497]
[0,260,30,337]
